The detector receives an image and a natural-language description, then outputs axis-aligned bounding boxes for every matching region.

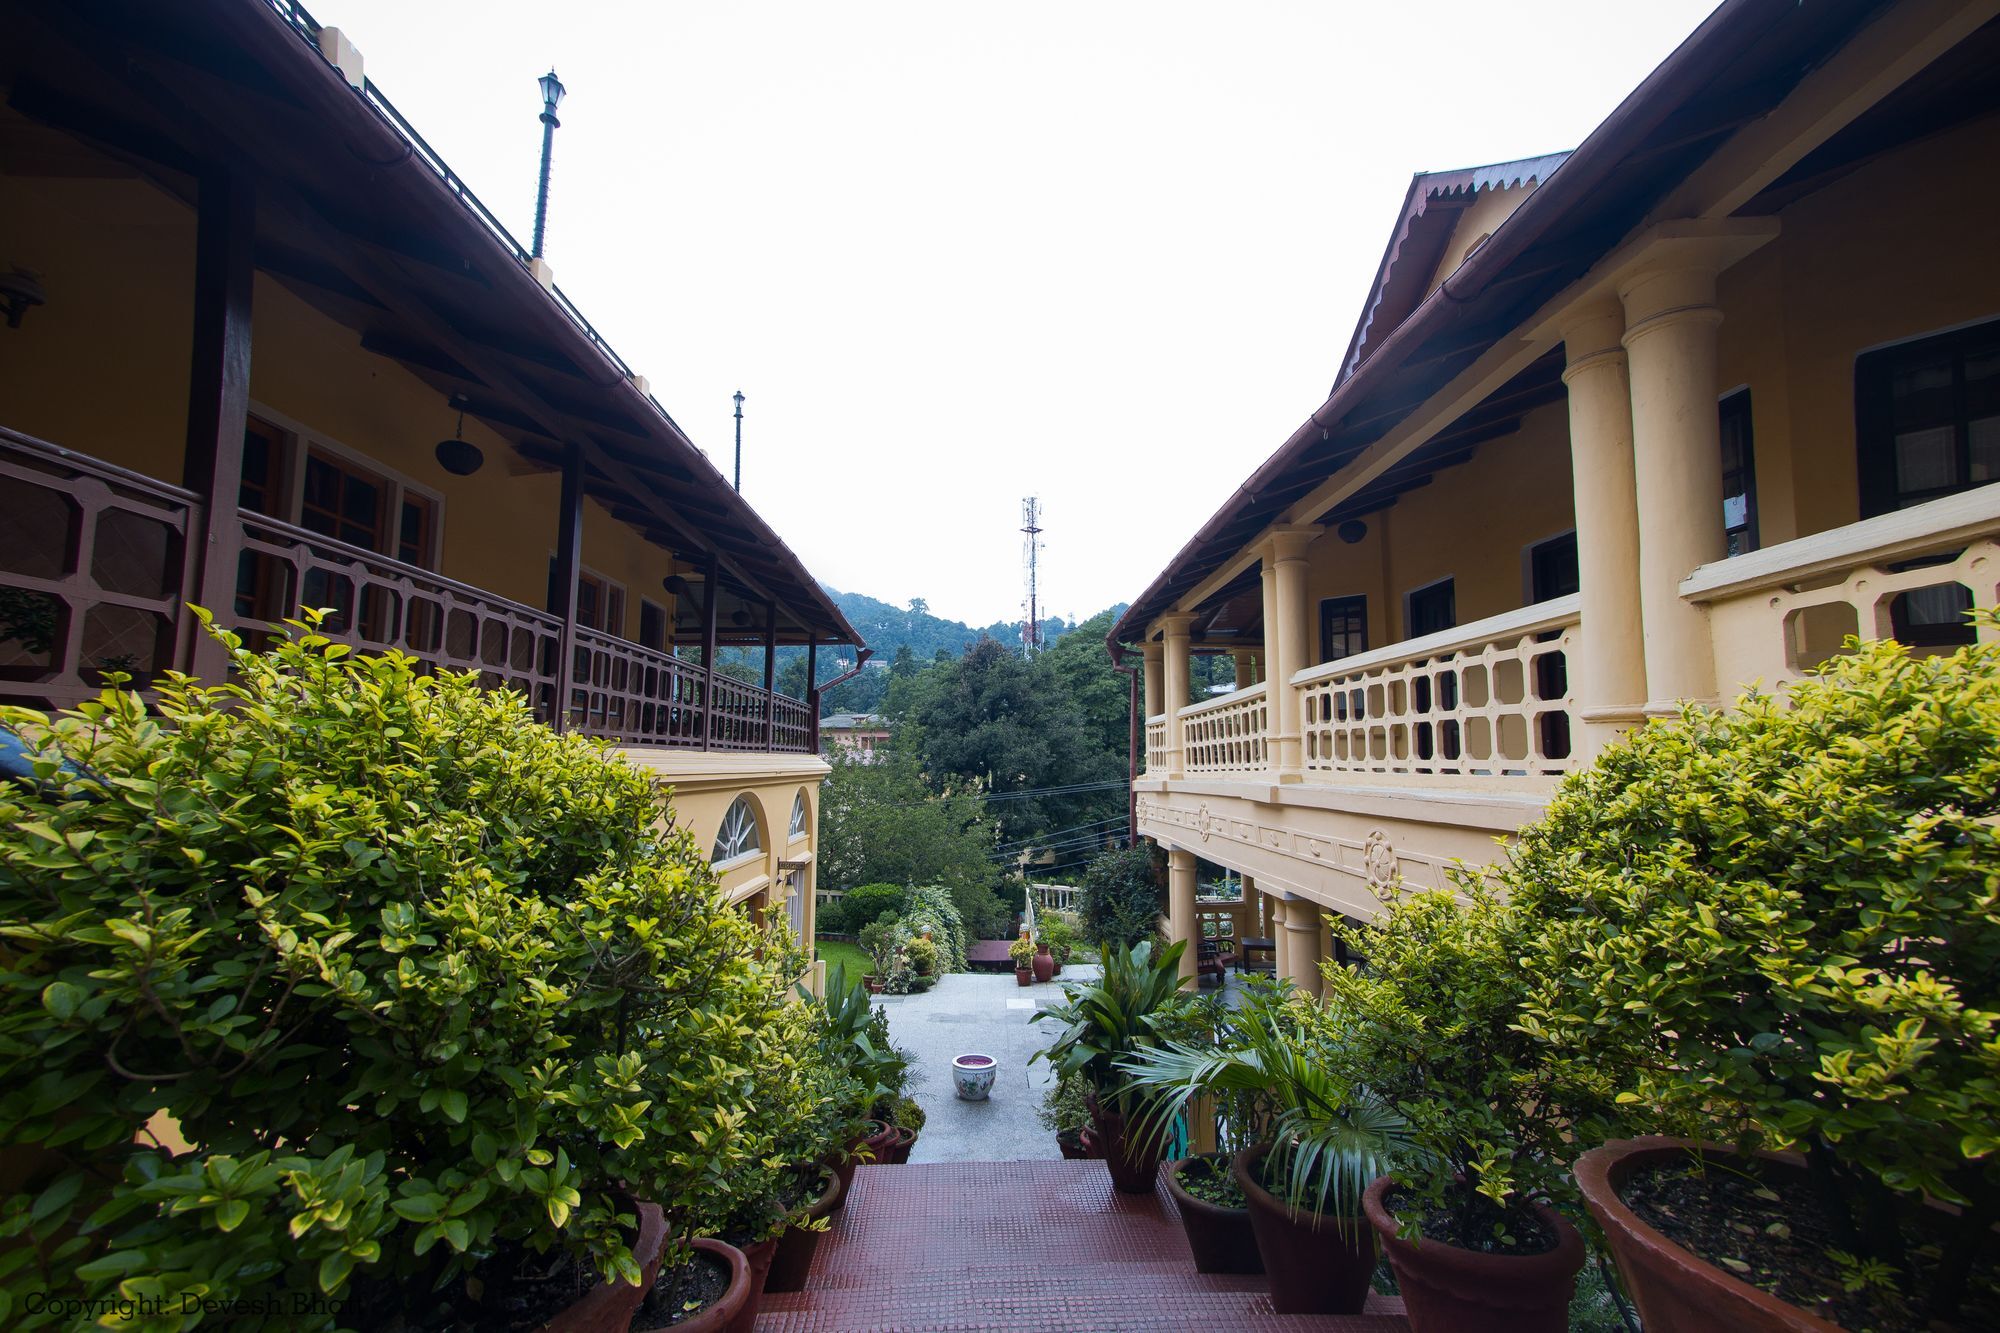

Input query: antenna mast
[1020,496,1043,656]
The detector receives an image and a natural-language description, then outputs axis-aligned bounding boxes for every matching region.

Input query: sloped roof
[1111,0,1896,650]
[3,0,864,650]
[1337,152,1571,385]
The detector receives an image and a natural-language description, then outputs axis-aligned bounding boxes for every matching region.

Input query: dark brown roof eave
[1108,0,1810,649]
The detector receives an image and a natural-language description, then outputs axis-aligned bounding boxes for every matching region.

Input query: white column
[1281,896,1324,999]
[1167,847,1198,988]
[1160,613,1194,778]
[1265,527,1316,781]
[1271,893,1291,984]
[1560,297,1649,753]
[1620,264,1726,711]
[1142,642,1165,719]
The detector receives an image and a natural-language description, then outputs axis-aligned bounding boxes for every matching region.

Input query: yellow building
[1114,0,2000,992]
[0,0,863,965]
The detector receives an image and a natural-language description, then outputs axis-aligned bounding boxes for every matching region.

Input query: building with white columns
[1112,0,2000,994]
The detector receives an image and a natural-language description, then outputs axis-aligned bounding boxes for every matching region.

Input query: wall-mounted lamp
[1337,519,1368,545]
[433,394,484,475]
[0,267,46,329]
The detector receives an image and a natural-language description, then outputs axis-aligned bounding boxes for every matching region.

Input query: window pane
[1890,357,1955,431]
[1894,426,1958,496]
[1970,417,2000,484]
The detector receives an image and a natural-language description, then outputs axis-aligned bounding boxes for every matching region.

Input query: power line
[992,814,1129,853]
[852,780,1126,812]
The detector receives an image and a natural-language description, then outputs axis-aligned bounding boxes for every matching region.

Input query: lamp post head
[733,390,745,413]
[538,68,566,114]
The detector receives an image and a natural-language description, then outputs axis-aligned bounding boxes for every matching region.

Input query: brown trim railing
[0,431,816,754]
[0,427,203,710]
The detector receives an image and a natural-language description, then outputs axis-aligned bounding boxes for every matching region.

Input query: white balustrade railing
[1295,594,1581,791]
[1144,713,1168,773]
[1686,486,2000,694]
[1177,681,1270,776]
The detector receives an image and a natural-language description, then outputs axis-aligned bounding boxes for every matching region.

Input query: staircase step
[755,1160,1409,1331]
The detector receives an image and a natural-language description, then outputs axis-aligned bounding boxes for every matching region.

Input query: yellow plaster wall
[0,164,683,641]
[1425,185,1531,292]
[1716,109,2000,546]
[1297,400,1574,655]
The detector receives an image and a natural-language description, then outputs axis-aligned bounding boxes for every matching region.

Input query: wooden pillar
[699,553,720,750]
[762,601,778,751]
[805,632,820,750]
[551,443,584,732]
[181,168,256,685]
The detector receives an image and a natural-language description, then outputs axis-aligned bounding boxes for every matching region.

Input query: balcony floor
[756,1159,1409,1331]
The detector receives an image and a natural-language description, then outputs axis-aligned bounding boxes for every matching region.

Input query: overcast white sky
[312,0,1719,628]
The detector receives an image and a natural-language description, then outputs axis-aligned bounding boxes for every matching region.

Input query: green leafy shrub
[1009,934,1037,968]
[0,619,807,1328]
[834,883,908,935]
[857,916,907,979]
[1507,627,2000,1319]
[904,934,939,979]
[902,884,967,972]
[1318,884,1588,1249]
[1036,908,1081,964]
[1079,846,1163,947]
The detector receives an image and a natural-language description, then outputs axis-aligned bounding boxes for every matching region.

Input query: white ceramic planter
[952,1053,997,1100]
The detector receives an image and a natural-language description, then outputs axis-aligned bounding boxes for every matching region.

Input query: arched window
[789,791,808,840]
[712,795,761,863]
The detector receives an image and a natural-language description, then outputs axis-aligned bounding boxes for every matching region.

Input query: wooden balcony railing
[0,429,818,755]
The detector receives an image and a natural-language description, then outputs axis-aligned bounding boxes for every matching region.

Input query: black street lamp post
[733,390,745,492]
[531,68,565,260]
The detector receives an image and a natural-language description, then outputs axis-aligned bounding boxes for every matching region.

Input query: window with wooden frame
[639,599,669,652]
[1406,578,1455,638]
[1405,579,1458,762]
[1856,318,2000,517]
[1720,389,1758,555]
[1525,533,1575,762]
[1318,595,1368,665]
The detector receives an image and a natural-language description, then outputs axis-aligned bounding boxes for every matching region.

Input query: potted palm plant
[1120,989,1414,1314]
[1031,939,1188,1193]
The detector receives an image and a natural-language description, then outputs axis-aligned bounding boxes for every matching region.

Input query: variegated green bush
[0,616,811,1330]
[1506,622,2000,1316]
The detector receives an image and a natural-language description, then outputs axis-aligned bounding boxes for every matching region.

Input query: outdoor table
[1238,937,1275,972]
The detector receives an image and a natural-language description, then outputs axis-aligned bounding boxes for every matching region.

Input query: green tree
[816,748,1008,936]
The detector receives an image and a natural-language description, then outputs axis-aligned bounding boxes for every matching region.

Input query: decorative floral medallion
[1195,802,1215,843]
[1362,828,1401,893]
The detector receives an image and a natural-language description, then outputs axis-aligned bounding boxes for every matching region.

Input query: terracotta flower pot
[1014,965,1032,987]
[1056,1127,1094,1160]
[1363,1175,1583,1333]
[720,1237,777,1333]
[1088,1094,1167,1195]
[539,1199,669,1332]
[863,975,884,994]
[1232,1142,1377,1315]
[1031,943,1056,983]
[885,1124,918,1164]
[1576,1137,1845,1333]
[1165,1156,1263,1274]
[764,1167,844,1294]
[633,1237,749,1333]
[830,1121,893,1195]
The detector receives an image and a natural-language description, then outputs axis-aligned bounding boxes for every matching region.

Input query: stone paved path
[874,966,1098,1163]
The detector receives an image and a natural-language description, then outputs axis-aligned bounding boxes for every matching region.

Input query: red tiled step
[756,1160,1409,1332]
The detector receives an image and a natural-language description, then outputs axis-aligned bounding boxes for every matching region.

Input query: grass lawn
[816,937,870,984]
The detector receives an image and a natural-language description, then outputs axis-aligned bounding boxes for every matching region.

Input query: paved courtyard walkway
[756,1160,1409,1331]
[874,966,1098,1162]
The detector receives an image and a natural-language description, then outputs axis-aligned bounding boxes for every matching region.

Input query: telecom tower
[1020,497,1044,656]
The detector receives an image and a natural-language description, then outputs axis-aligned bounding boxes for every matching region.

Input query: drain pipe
[1107,636,1140,845]
[809,646,874,749]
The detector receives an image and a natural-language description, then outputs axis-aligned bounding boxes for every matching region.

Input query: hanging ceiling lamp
[434,395,484,476]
